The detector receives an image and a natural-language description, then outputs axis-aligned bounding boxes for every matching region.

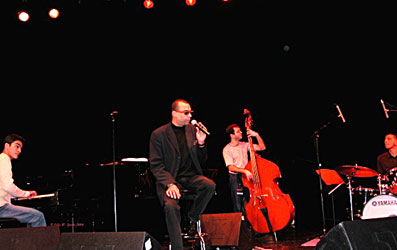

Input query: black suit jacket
[149,122,208,191]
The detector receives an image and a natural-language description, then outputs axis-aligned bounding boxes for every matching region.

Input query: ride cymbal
[336,165,379,177]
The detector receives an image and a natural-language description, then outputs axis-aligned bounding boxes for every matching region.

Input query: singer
[149,99,216,250]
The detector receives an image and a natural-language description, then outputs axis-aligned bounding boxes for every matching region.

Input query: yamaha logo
[372,199,397,206]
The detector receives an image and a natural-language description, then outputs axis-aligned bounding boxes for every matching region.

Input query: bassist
[222,124,266,214]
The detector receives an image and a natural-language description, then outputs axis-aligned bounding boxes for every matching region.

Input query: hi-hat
[336,165,379,177]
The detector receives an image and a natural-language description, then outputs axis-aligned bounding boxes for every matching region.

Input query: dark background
[1,0,396,243]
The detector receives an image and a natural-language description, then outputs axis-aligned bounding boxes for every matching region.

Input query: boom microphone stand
[312,104,346,236]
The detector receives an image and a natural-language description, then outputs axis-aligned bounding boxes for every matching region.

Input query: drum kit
[335,165,397,220]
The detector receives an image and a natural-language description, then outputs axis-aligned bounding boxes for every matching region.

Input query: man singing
[0,134,47,227]
[149,99,216,250]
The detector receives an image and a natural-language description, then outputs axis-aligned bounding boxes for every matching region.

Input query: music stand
[315,169,344,227]
[315,169,344,186]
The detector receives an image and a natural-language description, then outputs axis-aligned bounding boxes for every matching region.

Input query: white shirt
[0,153,30,206]
[222,141,251,174]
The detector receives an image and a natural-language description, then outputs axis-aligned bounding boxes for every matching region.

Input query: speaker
[315,217,397,250]
[201,212,242,246]
[0,226,60,250]
[58,231,162,250]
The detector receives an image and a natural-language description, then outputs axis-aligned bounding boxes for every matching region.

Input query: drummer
[377,132,397,174]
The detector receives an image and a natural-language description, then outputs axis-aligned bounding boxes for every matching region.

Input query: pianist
[0,134,46,227]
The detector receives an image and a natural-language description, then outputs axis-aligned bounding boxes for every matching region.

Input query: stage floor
[159,224,320,250]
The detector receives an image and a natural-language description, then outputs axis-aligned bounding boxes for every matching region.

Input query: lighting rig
[12,0,233,23]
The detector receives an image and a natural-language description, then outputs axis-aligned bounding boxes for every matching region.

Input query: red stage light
[48,8,60,19]
[186,0,196,6]
[143,0,154,9]
[17,11,30,22]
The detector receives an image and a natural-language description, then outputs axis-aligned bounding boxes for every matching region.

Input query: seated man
[0,134,46,227]
[149,99,216,250]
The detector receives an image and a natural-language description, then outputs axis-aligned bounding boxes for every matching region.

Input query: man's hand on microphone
[166,184,181,200]
[195,122,207,145]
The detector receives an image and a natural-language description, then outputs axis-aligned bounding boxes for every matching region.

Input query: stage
[2,1,397,249]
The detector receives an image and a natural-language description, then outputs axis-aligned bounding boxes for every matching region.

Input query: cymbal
[336,165,379,177]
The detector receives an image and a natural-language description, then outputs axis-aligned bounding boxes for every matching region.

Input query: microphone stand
[381,99,397,118]
[312,119,334,236]
[110,112,118,232]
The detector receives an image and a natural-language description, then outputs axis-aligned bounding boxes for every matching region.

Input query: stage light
[143,0,154,9]
[186,0,196,6]
[17,11,30,22]
[48,8,60,19]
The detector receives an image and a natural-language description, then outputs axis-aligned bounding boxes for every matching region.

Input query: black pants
[160,175,216,250]
[229,173,244,213]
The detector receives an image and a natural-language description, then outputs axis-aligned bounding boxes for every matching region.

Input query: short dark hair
[226,124,240,135]
[4,134,25,145]
[384,131,397,138]
[171,99,189,111]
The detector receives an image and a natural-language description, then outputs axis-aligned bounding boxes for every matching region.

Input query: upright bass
[242,109,295,235]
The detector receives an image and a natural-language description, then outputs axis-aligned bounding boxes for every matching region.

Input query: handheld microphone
[381,99,389,119]
[191,120,210,135]
[335,104,346,123]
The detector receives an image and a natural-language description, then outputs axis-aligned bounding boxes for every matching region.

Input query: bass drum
[361,195,397,219]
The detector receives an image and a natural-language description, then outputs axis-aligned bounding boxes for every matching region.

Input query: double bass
[242,109,295,235]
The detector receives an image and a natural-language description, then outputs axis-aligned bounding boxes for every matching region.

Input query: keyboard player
[0,134,46,227]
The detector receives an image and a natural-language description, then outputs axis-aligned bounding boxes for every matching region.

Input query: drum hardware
[336,165,379,220]
[347,175,355,221]
[377,174,390,195]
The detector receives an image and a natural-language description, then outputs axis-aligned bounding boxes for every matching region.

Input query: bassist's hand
[244,170,253,181]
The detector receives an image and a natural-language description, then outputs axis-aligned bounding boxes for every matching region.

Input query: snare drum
[361,194,397,219]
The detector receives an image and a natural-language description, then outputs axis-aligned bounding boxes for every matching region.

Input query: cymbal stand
[110,111,118,232]
[346,175,354,221]
[313,130,327,235]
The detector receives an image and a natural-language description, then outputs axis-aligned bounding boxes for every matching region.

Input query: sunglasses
[174,110,194,115]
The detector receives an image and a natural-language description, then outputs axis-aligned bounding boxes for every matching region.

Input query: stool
[179,189,206,250]
[0,218,24,228]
